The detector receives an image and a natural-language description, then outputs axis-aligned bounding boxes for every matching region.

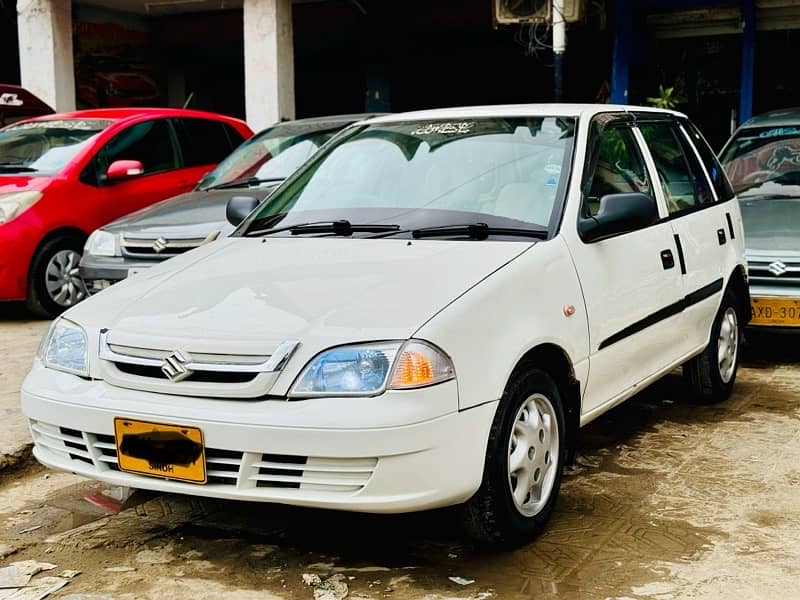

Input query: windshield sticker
[412,121,474,136]
[544,163,561,175]
[11,119,111,131]
[758,127,800,139]
[0,93,23,107]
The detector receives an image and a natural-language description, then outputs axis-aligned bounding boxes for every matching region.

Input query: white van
[23,105,748,545]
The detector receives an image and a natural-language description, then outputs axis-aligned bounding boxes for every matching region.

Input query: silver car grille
[98,331,299,399]
[748,260,800,287]
[120,231,218,259]
[30,420,377,494]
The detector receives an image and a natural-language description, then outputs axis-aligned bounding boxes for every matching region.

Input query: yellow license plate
[114,418,206,484]
[750,297,800,327]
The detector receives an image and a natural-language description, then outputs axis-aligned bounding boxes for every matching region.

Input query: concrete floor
[1,312,798,599]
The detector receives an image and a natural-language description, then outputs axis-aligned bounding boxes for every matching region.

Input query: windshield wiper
[0,163,37,173]
[246,219,400,237]
[372,222,547,240]
[204,176,284,191]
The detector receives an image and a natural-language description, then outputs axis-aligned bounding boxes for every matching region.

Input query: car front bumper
[79,255,157,294]
[21,364,495,513]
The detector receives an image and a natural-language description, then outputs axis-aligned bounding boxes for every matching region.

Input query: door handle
[660,249,675,270]
[717,228,727,245]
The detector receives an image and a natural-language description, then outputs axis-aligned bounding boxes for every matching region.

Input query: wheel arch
[510,343,581,466]
[726,263,751,327]
[26,226,89,289]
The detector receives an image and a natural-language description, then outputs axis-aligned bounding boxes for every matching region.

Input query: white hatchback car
[23,105,748,545]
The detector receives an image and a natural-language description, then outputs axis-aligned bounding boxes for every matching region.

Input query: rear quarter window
[682,120,735,202]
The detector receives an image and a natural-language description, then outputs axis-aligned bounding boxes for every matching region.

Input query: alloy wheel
[507,393,560,517]
[45,249,86,308]
[717,306,739,384]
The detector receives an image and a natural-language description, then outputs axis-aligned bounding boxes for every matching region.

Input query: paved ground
[1,311,799,599]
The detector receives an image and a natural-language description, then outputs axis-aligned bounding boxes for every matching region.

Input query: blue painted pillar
[739,0,755,124]
[611,0,633,104]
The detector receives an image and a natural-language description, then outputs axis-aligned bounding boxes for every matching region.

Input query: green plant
[647,85,679,110]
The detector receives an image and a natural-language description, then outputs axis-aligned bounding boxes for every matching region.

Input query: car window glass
[99,120,177,175]
[583,125,651,216]
[179,119,233,167]
[682,121,734,201]
[640,122,713,214]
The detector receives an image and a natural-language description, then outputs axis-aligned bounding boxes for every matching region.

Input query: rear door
[94,118,183,222]
[638,117,735,353]
[172,118,238,190]
[566,115,686,416]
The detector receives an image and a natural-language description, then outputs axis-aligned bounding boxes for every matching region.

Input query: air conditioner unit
[493,0,583,24]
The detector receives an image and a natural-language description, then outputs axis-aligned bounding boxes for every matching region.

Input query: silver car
[720,109,800,331]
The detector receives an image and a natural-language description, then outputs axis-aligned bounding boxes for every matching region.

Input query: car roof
[738,107,800,129]
[362,103,685,124]
[22,107,246,125]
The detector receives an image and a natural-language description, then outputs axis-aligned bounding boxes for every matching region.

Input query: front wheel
[26,235,87,318]
[683,290,741,403]
[461,368,565,546]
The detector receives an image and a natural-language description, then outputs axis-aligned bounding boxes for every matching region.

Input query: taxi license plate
[750,297,800,327]
[114,418,206,484]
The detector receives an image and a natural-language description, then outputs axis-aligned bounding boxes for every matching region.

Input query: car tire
[461,367,566,547]
[26,235,87,319]
[683,290,741,404]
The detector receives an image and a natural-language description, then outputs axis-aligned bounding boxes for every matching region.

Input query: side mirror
[106,160,144,181]
[226,195,260,226]
[578,192,658,243]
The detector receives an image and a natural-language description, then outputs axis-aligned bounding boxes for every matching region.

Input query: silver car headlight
[38,319,89,377]
[85,229,119,257]
[289,340,455,398]
[0,191,42,225]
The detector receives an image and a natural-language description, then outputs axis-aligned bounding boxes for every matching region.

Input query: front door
[565,118,685,417]
[95,119,185,223]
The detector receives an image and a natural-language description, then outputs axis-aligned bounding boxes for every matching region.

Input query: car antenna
[182,92,194,109]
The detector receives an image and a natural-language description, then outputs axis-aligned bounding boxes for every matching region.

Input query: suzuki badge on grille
[768,261,788,277]
[161,350,193,382]
[152,237,168,253]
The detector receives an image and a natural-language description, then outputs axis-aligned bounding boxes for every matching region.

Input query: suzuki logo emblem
[161,350,193,382]
[768,261,788,276]
[152,237,168,253]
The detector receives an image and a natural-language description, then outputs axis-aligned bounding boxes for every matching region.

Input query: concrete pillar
[243,0,295,132]
[17,0,75,112]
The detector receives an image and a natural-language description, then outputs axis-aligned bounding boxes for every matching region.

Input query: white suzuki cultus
[23,105,748,545]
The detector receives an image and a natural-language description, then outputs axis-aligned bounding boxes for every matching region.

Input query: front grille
[748,260,800,287]
[113,362,258,384]
[31,420,377,495]
[120,234,210,259]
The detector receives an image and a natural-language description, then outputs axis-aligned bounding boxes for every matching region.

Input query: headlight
[290,340,455,398]
[85,229,119,257]
[0,191,42,225]
[38,319,89,377]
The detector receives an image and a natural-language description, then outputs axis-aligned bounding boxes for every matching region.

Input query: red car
[0,108,252,317]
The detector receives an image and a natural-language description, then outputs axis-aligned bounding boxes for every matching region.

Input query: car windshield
[0,118,112,176]
[236,116,575,237]
[720,125,800,196]
[197,122,346,190]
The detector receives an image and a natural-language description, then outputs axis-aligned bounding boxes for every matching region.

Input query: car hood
[739,196,800,258]
[102,186,278,238]
[67,236,534,382]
